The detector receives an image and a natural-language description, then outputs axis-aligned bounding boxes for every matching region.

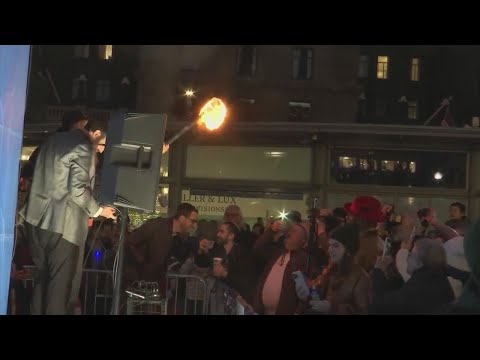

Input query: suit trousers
[25,223,80,315]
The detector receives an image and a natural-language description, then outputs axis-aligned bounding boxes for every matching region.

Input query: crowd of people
[96,197,480,314]
[10,191,480,315]
[9,111,480,315]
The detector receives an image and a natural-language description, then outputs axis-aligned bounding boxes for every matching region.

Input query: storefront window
[331,149,466,189]
[186,146,312,183]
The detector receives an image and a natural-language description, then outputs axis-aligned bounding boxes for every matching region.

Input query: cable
[83,205,124,271]
[83,218,106,269]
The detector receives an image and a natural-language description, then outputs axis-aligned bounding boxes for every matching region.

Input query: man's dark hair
[320,215,342,234]
[450,202,466,214]
[222,221,240,240]
[333,207,348,221]
[58,110,88,132]
[174,203,198,220]
[85,118,109,136]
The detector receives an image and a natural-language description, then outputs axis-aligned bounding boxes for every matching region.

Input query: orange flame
[197,97,227,131]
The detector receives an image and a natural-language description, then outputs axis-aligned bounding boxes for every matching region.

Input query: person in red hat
[344,196,385,273]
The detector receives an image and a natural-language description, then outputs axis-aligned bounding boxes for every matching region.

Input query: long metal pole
[111,207,128,315]
[165,122,197,146]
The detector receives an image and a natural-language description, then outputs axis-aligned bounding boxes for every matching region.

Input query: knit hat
[330,223,360,256]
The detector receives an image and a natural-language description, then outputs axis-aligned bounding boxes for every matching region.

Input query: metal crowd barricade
[165,273,208,315]
[18,267,253,315]
[19,267,114,315]
[80,269,114,315]
[126,281,166,315]
[207,279,257,315]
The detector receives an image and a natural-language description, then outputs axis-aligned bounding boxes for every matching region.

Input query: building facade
[20,45,480,227]
[357,45,480,127]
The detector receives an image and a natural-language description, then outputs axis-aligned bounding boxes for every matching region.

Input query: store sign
[181,189,308,220]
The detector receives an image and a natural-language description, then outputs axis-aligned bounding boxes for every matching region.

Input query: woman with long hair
[309,223,371,315]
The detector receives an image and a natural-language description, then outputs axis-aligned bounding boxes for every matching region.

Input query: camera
[384,205,402,237]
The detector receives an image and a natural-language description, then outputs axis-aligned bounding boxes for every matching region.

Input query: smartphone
[383,237,393,257]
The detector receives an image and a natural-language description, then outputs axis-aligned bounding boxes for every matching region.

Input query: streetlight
[434,172,443,181]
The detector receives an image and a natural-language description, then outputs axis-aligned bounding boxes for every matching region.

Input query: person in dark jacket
[440,220,480,314]
[223,205,255,250]
[196,222,257,304]
[123,203,199,310]
[370,237,454,315]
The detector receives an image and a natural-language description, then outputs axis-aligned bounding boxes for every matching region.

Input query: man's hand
[162,144,169,154]
[11,268,31,281]
[382,204,393,215]
[270,219,283,233]
[292,271,310,301]
[309,300,331,313]
[198,239,211,254]
[213,263,228,278]
[375,255,393,274]
[100,207,117,220]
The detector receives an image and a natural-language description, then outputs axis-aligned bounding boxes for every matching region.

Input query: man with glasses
[123,203,199,305]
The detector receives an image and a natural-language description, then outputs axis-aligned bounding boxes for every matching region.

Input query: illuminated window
[74,45,89,58]
[408,101,418,120]
[181,189,309,226]
[160,151,169,178]
[410,58,420,81]
[359,159,373,170]
[409,161,416,173]
[339,156,355,168]
[236,46,256,77]
[99,45,113,60]
[381,160,396,171]
[20,146,37,162]
[288,101,311,122]
[293,48,313,80]
[377,56,389,79]
[358,55,369,78]
[186,146,311,183]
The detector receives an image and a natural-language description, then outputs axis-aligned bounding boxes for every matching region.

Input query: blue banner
[0,45,30,314]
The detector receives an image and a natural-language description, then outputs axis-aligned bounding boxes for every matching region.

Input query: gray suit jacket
[23,129,101,245]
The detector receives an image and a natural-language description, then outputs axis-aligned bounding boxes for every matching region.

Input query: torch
[166,97,228,146]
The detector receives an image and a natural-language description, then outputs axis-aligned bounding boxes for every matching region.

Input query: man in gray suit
[22,119,116,315]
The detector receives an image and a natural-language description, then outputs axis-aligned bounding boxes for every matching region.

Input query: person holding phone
[370,237,454,314]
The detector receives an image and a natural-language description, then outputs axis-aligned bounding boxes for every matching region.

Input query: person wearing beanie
[370,237,454,315]
[344,196,386,274]
[308,223,371,315]
[312,215,341,272]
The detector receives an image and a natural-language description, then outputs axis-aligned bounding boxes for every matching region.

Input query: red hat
[344,196,385,224]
